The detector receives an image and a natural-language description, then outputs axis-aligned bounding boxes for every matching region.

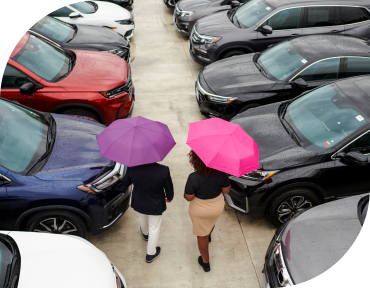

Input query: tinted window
[235,0,275,28]
[297,58,340,82]
[305,6,342,27]
[286,84,367,151]
[346,57,370,78]
[263,7,302,30]
[0,100,48,173]
[341,7,370,25]
[0,238,13,287]
[12,35,70,82]
[70,1,96,14]
[1,65,29,89]
[348,131,370,153]
[48,6,74,17]
[33,17,74,42]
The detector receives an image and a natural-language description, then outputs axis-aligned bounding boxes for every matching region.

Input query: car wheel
[268,188,319,227]
[221,49,248,59]
[238,103,261,115]
[26,210,87,238]
[164,0,177,8]
[62,107,100,122]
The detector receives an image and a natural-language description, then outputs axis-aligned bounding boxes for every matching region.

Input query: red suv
[0,32,134,124]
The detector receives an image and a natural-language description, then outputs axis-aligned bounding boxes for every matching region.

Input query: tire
[221,49,248,59]
[62,107,100,122]
[26,210,87,238]
[268,187,319,227]
[238,103,261,115]
[164,0,177,8]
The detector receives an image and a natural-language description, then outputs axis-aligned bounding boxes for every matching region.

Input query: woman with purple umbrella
[97,116,176,263]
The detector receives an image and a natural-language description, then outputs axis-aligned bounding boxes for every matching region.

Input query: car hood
[63,25,129,51]
[93,0,131,20]
[201,53,276,96]
[232,103,317,170]
[178,0,218,12]
[196,10,238,35]
[35,114,111,181]
[9,231,116,288]
[57,49,129,92]
[281,194,366,284]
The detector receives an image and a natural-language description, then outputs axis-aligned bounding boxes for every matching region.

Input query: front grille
[124,29,133,38]
[230,179,245,193]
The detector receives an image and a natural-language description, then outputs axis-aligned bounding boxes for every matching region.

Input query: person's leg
[197,235,210,263]
[139,213,149,236]
[147,215,162,255]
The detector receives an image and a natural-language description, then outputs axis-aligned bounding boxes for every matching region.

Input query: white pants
[139,213,162,255]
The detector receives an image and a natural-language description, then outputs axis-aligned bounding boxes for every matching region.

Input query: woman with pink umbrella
[184,118,259,272]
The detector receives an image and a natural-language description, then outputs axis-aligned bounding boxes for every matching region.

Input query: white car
[0,231,127,288]
[49,1,134,39]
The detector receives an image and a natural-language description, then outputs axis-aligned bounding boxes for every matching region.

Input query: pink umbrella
[186,118,259,177]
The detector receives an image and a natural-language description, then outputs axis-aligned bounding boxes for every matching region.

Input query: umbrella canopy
[186,118,259,177]
[97,116,176,167]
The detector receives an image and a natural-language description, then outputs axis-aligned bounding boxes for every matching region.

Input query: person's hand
[165,198,171,203]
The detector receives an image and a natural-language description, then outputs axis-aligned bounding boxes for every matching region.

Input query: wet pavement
[87,0,276,287]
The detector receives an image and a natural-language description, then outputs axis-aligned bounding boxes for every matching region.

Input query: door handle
[290,33,300,36]
[331,30,340,33]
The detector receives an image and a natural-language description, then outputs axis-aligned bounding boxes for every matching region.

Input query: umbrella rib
[137,128,162,161]
[137,126,175,142]
[99,126,136,155]
[205,134,230,167]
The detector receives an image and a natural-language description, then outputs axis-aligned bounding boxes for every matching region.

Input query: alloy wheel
[277,196,312,223]
[33,218,78,235]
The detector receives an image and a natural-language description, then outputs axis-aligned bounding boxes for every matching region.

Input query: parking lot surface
[87,0,276,287]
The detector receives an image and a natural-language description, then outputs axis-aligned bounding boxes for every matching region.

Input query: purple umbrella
[96,116,176,167]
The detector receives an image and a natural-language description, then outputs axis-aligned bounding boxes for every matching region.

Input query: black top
[185,171,230,200]
[121,163,174,215]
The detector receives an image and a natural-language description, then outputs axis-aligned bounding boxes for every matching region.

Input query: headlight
[107,48,129,58]
[180,10,194,17]
[115,17,134,25]
[192,27,221,44]
[77,163,125,194]
[100,69,132,98]
[110,262,126,288]
[196,76,237,103]
[240,170,279,181]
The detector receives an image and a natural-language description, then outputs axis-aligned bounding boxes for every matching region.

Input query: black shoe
[209,234,211,243]
[140,227,148,241]
[146,247,161,263]
[198,256,210,272]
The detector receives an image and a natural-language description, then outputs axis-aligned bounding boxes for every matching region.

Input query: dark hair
[188,150,216,176]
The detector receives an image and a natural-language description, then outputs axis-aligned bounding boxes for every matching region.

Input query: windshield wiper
[232,12,241,28]
[283,119,302,146]
[280,102,289,119]
[3,256,19,288]
[254,60,268,77]
[54,55,74,82]
[66,25,78,43]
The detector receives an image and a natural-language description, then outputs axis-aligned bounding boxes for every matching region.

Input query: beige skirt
[188,193,225,236]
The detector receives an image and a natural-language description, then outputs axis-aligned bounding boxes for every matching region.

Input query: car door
[1,64,45,111]
[49,6,86,25]
[256,7,303,51]
[341,6,370,38]
[283,57,343,99]
[0,167,12,230]
[302,6,344,35]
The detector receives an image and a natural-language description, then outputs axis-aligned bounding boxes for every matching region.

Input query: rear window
[341,7,370,25]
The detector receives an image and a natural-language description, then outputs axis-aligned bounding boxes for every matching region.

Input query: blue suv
[0,98,132,238]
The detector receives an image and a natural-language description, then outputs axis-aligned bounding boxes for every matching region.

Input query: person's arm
[222,185,231,194]
[184,193,195,201]
[164,167,174,202]
[221,172,231,194]
[184,174,196,201]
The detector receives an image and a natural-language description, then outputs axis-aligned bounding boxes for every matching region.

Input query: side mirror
[20,82,38,95]
[0,174,11,186]
[230,1,240,8]
[258,25,273,35]
[338,151,369,166]
[290,78,308,89]
[69,12,82,19]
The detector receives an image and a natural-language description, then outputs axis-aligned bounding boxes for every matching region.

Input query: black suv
[226,75,370,226]
[189,0,370,65]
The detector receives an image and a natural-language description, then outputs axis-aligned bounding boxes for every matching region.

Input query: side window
[346,57,370,78]
[305,6,342,28]
[348,132,370,154]
[1,65,29,89]
[263,7,302,30]
[341,7,370,25]
[296,58,340,82]
[48,6,74,17]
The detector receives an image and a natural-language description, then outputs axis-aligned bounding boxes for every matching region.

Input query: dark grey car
[263,193,369,287]
[173,0,248,36]
[189,0,370,65]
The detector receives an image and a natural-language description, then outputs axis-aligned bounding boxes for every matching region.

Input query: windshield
[234,0,275,28]
[285,84,367,152]
[32,17,75,43]
[259,41,306,80]
[70,1,97,14]
[0,100,48,174]
[0,237,13,287]
[358,196,369,226]
[12,35,70,82]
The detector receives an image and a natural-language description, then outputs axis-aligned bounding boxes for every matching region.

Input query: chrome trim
[289,56,342,82]
[93,162,123,186]
[0,174,11,183]
[273,244,294,286]
[331,129,370,160]
[196,74,237,102]
[224,193,249,213]
[103,213,123,229]
[28,30,61,47]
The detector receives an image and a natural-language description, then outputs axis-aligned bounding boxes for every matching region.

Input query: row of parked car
[0,1,136,287]
[168,0,370,286]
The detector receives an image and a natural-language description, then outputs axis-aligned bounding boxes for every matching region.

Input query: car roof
[290,34,370,59]
[10,32,29,59]
[267,0,370,9]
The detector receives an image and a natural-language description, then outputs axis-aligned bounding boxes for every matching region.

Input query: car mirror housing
[258,25,273,35]
[69,12,82,19]
[20,82,37,95]
[230,1,240,8]
[290,78,308,89]
[0,174,11,186]
[341,151,369,166]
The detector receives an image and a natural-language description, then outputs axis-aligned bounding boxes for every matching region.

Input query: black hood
[281,194,366,284]
[196,10,238,35]
[201,53,276,96]
[178,0,220,12]
[62,25,129,52]
[232,103,317,170]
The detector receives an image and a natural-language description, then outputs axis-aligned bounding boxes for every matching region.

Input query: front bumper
[189,40,212,65]
[173,14,195,36]
[116,24,135,39]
